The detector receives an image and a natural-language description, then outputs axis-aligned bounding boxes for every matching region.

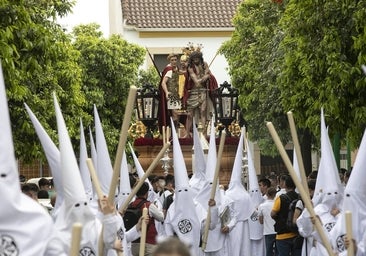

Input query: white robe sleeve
[102,213,120,249]
[45,230,68,256]
[296,209,314,238]
[355,230,366,256]
[126,226,141,243]
[210,206,219,230]
[163,203,175,237]
[227,203,237,231]
[199,205,219,232]
[149,203,164,222]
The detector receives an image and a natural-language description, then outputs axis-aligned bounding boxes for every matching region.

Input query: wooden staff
[201,131,226,250]
[287,111,310,196]
[208,50,219,68]
[146,47,162,78]
[69,222,83,256]
[119,142,171,213]
[108,86,137,204]
[139,207,148,256]
[86,158,110,255]
[266,122,334,256]
[162,125,166,145]
[345,211,354,256]
[86,158,104,200]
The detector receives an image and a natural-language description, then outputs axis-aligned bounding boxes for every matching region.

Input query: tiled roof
[122,0,242,30]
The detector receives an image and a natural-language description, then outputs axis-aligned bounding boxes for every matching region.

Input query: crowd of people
[15,150,360,256]
[2,53,366,256]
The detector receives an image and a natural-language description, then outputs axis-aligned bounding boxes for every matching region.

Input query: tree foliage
[72,23,145,157]
[278,0,366,149]
[1,3,146,163]
[221,0,288,155]
[221,0,366,156]
[136,66,160,88]
[0,0,88,162]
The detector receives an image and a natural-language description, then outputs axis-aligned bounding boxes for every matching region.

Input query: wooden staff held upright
[201,131,226,250]
[139,207,149,256]
[108,86,137,205]
[287,111,310,196]
[69,222,83,256]
[266,122,335,256]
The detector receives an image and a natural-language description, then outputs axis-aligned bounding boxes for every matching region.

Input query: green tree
[0,0,88,162]
[221,0,288,156]
[72,24,145,157]
[222,0,366,163]
[136,66,160,88]
[278,0,366,149]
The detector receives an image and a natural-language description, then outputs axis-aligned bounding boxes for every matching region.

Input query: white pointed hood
[193,118,222,211]
[330,129,366,253]
[0,66,21,213]
[94,105,113,196]
[79,119,93,201]
[246,136,264,240]
[128,142,155,202]
[165,118,200,251]
[314,109,343,206]
[342,128,366,237]
[53,94,97,253]
[246,138,263,207]
[320,109,343,208]
[0,62,55,255]
[172,118,190,190]
[0,65,25,208]
[24,103,64,212]
[226,127,253,221]
[117,151,132,208]
[228,128,245,188]
[53,94,89,204]
[189,120,208,196]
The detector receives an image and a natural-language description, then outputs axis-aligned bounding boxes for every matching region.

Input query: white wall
[123,30,231,84]
[58,0,231,84]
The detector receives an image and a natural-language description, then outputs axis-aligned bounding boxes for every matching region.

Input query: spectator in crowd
[38,177,51,192]
[19,175,26,185]
[268,174,278,190]
[152,237,191,256]
[259,187,278,256]
[307,171,318,182]
[275,174,288,198]
[271,175,301,256]
[38,190,49,199]
[21,183,39,201]
[259,178,271,199]
[130,182,164,256]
